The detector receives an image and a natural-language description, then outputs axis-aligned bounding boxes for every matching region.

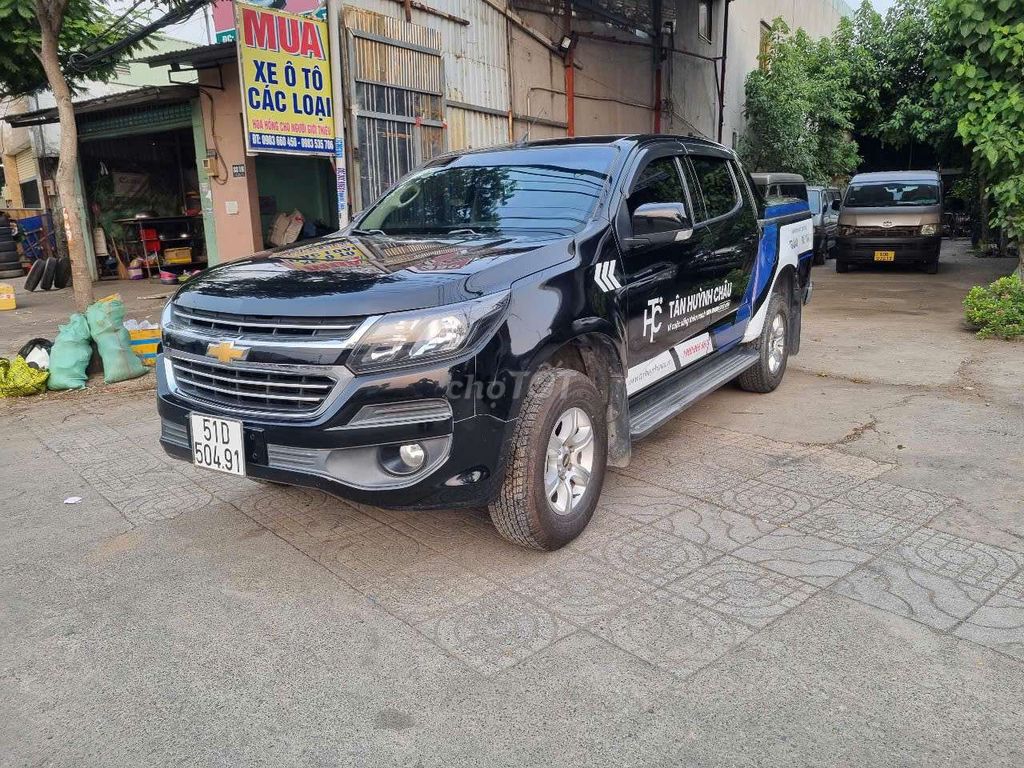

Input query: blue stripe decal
[765,201,810,218]
[749,222,779,312]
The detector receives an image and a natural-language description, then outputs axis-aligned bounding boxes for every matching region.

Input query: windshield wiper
[445,228,481,236]
[350,228,386,236]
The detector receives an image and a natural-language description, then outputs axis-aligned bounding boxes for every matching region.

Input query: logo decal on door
[594,260,622,292]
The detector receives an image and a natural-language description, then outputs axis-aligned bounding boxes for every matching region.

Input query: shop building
[4,0,849,277]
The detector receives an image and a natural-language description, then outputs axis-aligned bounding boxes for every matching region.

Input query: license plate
[189,414,246,476]
[874,250,895,262]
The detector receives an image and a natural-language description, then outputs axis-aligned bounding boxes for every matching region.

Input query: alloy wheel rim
[544,406,595,516]
[768,312,786,374]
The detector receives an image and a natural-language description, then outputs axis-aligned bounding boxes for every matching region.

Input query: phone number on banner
[249,133,333,153]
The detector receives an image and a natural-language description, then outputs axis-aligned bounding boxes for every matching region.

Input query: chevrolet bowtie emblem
[206,340,249,364]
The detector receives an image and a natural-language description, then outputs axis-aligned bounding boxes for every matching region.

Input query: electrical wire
[199,88,228,186]
[68,0,211,74]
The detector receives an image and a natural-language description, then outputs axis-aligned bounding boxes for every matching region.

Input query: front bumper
[156,353,513,509]
[836,235,941,264]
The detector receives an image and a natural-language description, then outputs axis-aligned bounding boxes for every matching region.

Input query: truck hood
[173,231,575,317]
[838,207,940,227]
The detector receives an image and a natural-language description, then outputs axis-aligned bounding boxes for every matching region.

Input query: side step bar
[628,346,759,440]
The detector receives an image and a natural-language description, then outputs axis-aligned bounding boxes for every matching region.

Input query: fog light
[399,443,426,469]
[380,442,427,476]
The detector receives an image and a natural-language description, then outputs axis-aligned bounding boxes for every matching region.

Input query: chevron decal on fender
[595,260,622,292]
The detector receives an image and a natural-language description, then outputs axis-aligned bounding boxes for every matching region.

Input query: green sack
[0,356,49,397]
[48,313,93,390]
[86,298,148,384]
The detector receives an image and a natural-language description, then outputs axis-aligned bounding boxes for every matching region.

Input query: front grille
[853,225,921,237]
[172,306,366,341]
[170,356,336,416]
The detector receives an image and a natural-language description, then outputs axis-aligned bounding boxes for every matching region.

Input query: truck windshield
[357,146,617,237]
[845,182,940,207]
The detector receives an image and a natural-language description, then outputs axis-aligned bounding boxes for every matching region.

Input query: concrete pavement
[1,240,1022,766]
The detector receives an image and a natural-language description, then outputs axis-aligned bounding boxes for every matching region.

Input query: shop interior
[255,155,339,247]
[80,127,207,282]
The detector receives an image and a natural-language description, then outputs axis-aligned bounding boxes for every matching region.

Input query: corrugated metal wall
[447,107,509,150]
[347,0,512,150]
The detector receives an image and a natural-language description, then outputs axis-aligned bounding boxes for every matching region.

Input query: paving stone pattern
[30,405,1024,677]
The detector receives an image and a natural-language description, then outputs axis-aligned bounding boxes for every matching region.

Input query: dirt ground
[2,240,1023,767]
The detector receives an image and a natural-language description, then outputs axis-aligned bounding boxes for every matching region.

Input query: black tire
[0,253,19,267]
[488,367,608,551]
[39,257,58,290]
[924,259,939,274]
[737,291,790,394]
[835,259,850,273]
[0,259,21,271]
[24,259,45,291]
[812,243,826,266]
[0,244,16,256]
[53,256,72,289]
[0,268,23,279]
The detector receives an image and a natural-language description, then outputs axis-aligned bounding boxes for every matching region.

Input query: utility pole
[327,0,349,228]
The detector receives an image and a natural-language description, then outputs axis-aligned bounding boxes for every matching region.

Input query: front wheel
[737,292,790,394]
[489,367,608,550]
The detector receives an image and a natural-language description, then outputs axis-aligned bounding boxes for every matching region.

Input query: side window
[689,156,740,221]
[627,157,686,215]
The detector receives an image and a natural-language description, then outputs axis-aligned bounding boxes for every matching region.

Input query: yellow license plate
[874,250,895,262]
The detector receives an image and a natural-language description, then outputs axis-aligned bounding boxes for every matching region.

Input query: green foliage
[934,0,1024,245]
[847,0,959,155]
[963,274,1024,339]
[738,19,860,184]
[0,0,153,97]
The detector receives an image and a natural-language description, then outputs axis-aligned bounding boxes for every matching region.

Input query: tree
[0,1,198,311]
[738,19,860,184]
[933,0,1024,261]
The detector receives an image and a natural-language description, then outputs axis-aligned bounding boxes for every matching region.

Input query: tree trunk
[35,1,93,311]
[978,170,990,250]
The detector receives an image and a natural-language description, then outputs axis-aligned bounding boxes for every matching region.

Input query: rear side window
[688,156,740,221]
[774,183,808,201]
[627,157,687,215]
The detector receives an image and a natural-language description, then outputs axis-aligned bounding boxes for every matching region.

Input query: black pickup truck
[157,135,814,550]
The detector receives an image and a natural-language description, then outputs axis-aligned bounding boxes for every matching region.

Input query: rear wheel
[835,259,850,273]
[738,292,790,394]
[489,367,608,551]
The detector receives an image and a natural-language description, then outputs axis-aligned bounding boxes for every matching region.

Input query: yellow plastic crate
[163,247,192,265]
[128,327,161,366]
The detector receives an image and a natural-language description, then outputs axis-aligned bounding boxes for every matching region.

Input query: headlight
[347,292,510,373]
[160,301,174,338]
[838,225,857,237]
[920,223,938,236]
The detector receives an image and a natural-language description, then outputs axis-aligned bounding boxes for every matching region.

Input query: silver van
[808,185,841,265]
[836,170,943,274]
[750,172,808,203]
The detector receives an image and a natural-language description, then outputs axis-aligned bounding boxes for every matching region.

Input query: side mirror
[625,202,693,249]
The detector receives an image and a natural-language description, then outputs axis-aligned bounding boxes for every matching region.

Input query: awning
[4,85,199,128]
[140,42,237,71]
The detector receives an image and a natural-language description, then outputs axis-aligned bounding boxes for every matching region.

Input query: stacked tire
[24,256,70,291]
[0,217,22,279]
